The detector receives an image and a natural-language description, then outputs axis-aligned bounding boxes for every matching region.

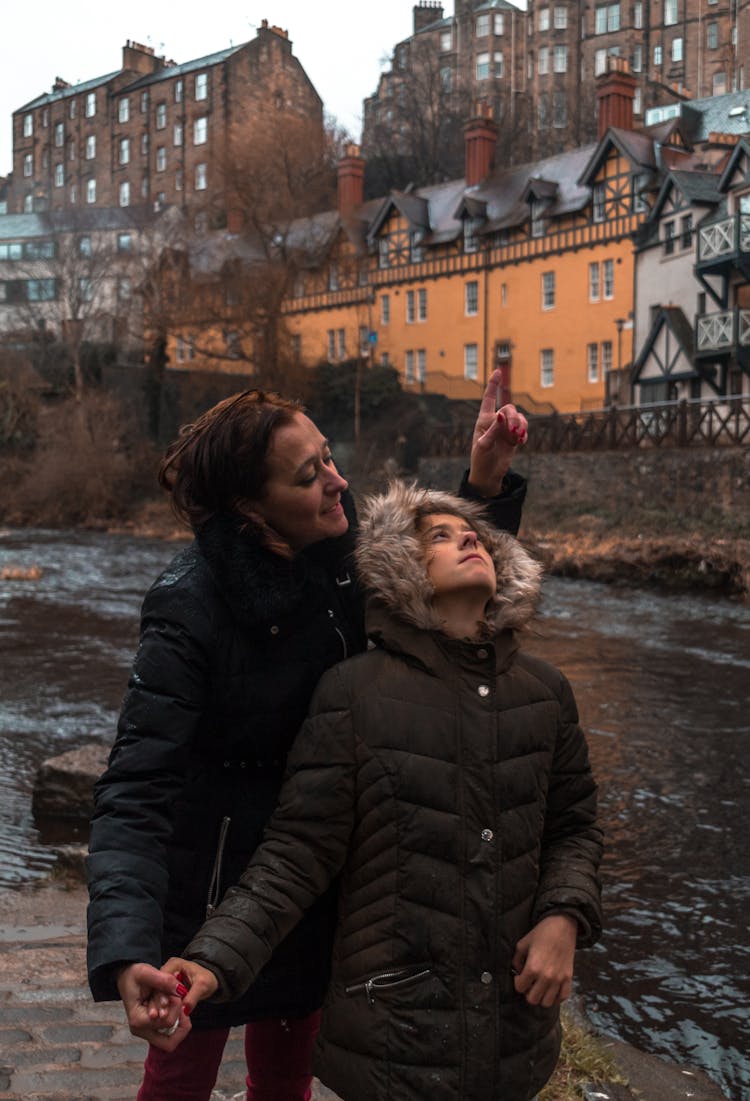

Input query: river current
[1,528,748,1097]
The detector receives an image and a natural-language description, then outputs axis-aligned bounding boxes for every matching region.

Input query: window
[634,1,643,27]
[42,108,49,128]
[494,52,504,77]
[141,176,149,197]
[538,7,550,30]
[464,217,482,253]
[24,240,55,260]
[117,180,129,207]
[117,233,132,253]
[337,329,346,359]
[494,13,504,34]
[587,343,599,382]
[55,122,64,147]
[466,280,479,315]
[654,43,663,64]
[554,6,568,29]
[595,2,620,32]
[119,138,130,165]
[119,97,130,123]
[23,114,33,137]
[531,199,546,237]
[174,124,183,146]
[464,343,479,380]
[440,29,452,51]
[501,283,508,307]
[86,178,96,204]
[476,52,490,80]
[410,230,424,263]
[378,237,390,269]
[441,66,453,91]
[141,91,149,113]
[54,163,64,187]
[603,258,614,298]
[541,348,554,387]
[553,91,568,127]
[27,279,56,301]
[156,147,166,172]
[633,44,643,71]
[118,278,132,302]
[405,349,415,383]
[634,88,642,114]
[381,294,390,324]
[194,117,207,145]
[664,221,676,254]
[327,330,336,360]
[672,37,683,61]
[23,153,33,177]
[85,92,96,117]
[156,103,167,129]
[589,261,600,300]
[476,14,490,36]
[85,135,96,159]
[595,48,608,75]
[681,214,693,248]
[175,79,183,103]
[196,163,207,190]
[417,348,426,383]
[328,263,339,291]
[713,71,727,94]
[79,277,94,302]
[608,3,620,30]
[664,0,678,25]
[195,72,208,100]
[23,195,33,213]
[538,47,550,75]
[406,290,415,323]
[595,5,607,32]
[69,142,75,162]
[79,236,92,257]
[592,183,606,223]
[602,341,613,375]
[554,44,568,72]
[542,271,556,309]
[418,287,427,321]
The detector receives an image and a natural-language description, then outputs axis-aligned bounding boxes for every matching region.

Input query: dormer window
[531,200,546,238]
[464,217,483,253]
[378,237,391,269]
[592,183,606,223]
[410,230,424,263]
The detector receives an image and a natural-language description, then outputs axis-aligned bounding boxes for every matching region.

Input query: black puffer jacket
[183,484,603,1097]
[87,476,527,1028]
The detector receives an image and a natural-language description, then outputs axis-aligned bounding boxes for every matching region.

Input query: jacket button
[223,761,230,768]
[481,828,494,842]
[270,625,279,635]
[480,971,493,985]
[478,685,490,697]
[477,648,488,659]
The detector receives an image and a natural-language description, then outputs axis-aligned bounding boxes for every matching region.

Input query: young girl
[156,481,602,1101]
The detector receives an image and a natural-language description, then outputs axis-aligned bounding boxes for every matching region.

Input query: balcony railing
[697,212,750,265]
[696,307,750,354]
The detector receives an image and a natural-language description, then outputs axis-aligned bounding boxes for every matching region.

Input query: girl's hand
[512,914,578,1008]
[161,957,220,1016]
[468,370,528,497]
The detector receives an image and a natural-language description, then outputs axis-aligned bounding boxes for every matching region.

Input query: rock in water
[32,743,110,822]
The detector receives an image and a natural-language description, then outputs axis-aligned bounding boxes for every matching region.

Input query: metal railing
[425,395,750,455]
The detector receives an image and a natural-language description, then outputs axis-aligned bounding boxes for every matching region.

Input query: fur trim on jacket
[355,481,542,634]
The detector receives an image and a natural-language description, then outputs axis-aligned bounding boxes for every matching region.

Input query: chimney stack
[596,56,637,138]
[464,106,497,187]
[337,143,365,218]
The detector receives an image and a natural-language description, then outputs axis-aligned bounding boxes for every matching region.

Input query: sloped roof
[18,71,121,113]
[124,45,243,91]
[679,90,750,142]
[669,169,722,204]
[0,206,161,240]
[633,306,694,376]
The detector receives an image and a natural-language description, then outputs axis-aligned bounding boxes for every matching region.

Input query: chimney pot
[464,112,497,187]
[338,144,365,218]
[596,58,637,138]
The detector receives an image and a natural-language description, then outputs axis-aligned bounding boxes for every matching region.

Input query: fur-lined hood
[355,481,542,635]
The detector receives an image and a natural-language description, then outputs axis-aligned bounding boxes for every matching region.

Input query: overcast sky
[0,0,420,177]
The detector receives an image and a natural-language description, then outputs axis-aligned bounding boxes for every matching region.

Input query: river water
[1,528,748,1098]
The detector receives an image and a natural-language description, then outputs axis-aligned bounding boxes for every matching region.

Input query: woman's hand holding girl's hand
[116,962,192,1050]
[161,957,220,1016]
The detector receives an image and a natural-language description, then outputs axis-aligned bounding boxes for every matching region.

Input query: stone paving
[0,880,730,1101]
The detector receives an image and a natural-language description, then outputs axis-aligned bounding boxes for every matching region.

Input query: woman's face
[250,413,349,551]
[419,512,497,601]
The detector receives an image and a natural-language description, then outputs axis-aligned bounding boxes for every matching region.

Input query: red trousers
[137,1011,321,1101]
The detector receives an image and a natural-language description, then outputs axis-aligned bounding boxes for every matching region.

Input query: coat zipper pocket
[206,815,231,918]
[345,965,432,1006]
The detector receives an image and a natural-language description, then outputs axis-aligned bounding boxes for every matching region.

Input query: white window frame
[418,287,427,321]
[494,52,504,78]
[672,37,683,61]
[55,122,64,148]
[587,343,599,382]
[119,180,130,207]
[494,13,504,34]
[156,103,167,130]
[23,113,33,137]
[541,348,554,388]
[602,340,613,375]
[23,153,33,177]
[554,6,568,29]
[554,44,568,72]
[538,46,550,75]
[381,294,390,324]
[85,92,96,118]
[542,271,556,310]
[195,72,208,100]
[476,52,490,80]
[85,135,96,159]
[664,0,678,25]
[603,258,614,298]
[538,7,550,30]
[417,348,426,383]
[86,178,96,204]
[119,97,130,123]
[589,261,600,300]
[440,29,452,51]
[465,280,479,316]
[476,13,490,36]
[405,349,415,383]
[195,163,207,190]
[464,343,479,380]
[120,138,130,165]
[54,163,63,187]
[406,290,415,323]
[156,147,167,172]
[194,117,208,145]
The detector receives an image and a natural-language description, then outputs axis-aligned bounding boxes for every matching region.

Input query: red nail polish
[176,983,188,998]
[176,971,188,984]
[183,1004,192,1016]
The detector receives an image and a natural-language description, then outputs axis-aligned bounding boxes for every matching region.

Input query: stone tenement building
[8,22,322,222]
[363,0,750,173]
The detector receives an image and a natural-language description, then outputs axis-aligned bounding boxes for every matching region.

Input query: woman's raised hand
[468,369,528,497]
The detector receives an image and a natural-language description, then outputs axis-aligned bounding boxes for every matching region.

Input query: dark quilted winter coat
[183,484,603,1097]
[86,476,527,1028]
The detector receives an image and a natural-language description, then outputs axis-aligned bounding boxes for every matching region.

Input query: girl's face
[419,513,497,601]
[250,413,349,551]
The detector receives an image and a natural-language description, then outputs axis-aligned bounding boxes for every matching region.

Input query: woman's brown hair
[158,389,302,529]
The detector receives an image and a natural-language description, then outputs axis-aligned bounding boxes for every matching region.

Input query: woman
[154,482,603,1101]
[86,377,528,1101]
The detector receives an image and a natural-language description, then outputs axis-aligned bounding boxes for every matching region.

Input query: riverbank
[0,878,731,1101]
